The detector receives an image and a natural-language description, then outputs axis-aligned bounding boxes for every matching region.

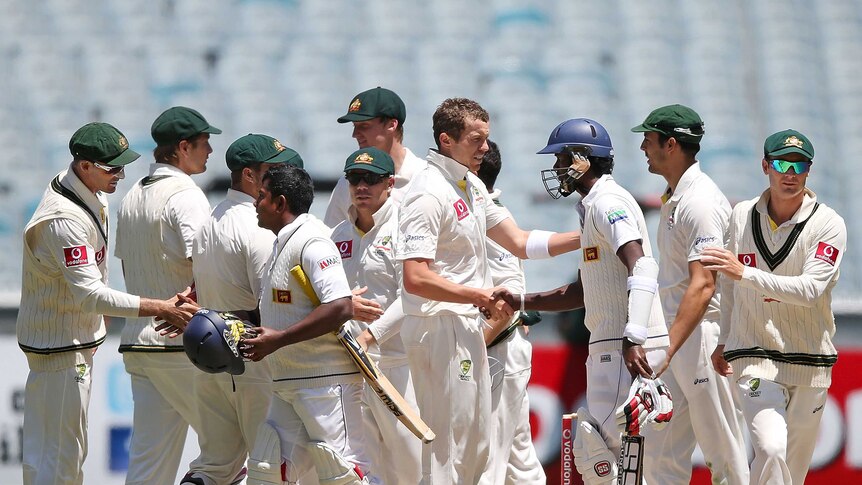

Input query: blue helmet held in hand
[183,309,253,375]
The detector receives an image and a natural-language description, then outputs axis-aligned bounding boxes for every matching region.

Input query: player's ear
[761,158,769,175]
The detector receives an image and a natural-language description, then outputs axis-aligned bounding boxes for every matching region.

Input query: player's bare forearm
[526,281,585,311]
[240,296,353,361]
[403,259,487,306]
[487,219,581,259]
[667,262,716,361]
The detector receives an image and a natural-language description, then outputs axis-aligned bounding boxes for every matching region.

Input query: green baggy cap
[151,106,222,146]
[343,147,395,175]
[337,87,406,125]
[764,129,814,160]
[69,122,141,166]
[632,104,705,144]
[226,134,304,171]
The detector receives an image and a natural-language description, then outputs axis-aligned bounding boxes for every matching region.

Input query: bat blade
[617,434,645,485]
[337,326,435,443]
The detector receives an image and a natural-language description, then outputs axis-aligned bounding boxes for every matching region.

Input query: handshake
[615,376,674,435]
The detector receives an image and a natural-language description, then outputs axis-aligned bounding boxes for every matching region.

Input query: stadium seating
[1,0,861,308]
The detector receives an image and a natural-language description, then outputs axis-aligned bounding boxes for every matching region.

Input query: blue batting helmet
[183,309,252,375]
[537,118,614,158]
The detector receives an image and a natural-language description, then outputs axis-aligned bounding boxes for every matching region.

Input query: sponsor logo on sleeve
[693,235,719,252]
[738,253,757,267]
[95,246,105,265]
[335,240,353,259]
[272,289,292,303]
[63,245,89,267]
[318,256,341,270]
[583,246,600,262]
[815,242,839,266]
[454,199,470,221]
[606,207,629,224]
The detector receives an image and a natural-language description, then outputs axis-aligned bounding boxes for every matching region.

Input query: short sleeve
[591,195,643,253]
[397,193,442,261]
[301,238,353,304]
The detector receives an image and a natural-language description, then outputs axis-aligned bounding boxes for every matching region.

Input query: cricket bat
[288,265,435,443]
[617,433,645,485]
[337,325,436,443]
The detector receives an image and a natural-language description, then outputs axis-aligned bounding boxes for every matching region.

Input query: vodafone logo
[63,245,89,267]
[95,246,105,265]
[815,241,839,266]
[336,240,353,259]
[738,253,757,267]
[454,199,469,221]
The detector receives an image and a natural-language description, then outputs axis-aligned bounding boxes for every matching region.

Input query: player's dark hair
[658,133,700,157]
[587,155,614,177]
[433,98,489,149]
[230,161,262,186]
[262,164,314,215]
[476,139,502,191]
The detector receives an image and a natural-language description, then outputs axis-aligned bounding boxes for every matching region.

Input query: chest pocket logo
[272,289,292,303]
[336,240,353,259]
[583,246,600,262]
[454,199,470,221]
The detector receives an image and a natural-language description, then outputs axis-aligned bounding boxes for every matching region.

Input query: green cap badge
[151,106,222,146]
[226,134,303,171]
[337,87,406,125]
[631,104,705,144]
[343,147,395,175]
[69,122,141,166]
[764,129,814,160]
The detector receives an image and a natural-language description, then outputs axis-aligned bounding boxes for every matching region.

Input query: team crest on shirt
[748,377,761,397]
[738,253,757,267]
[583,246,600,262]
[318,256,341,270]
[459,359,473,381]
[272,289,292,303]
[75,363,88,383]
[454,199,470,221]
[606,207,629,224]
[373,235,392,255]
[815,242,839,266]
[63,245,89,267]
[335,240,353,259]
[666,206,677,230]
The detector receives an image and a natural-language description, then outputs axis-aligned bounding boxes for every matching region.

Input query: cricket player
[17,122,198,485]
[240,163,372,484]
[325,86,426,227]
[179,134,304,485]
[476,140,546,485]
[494,118,671,484]
[633,104,748,484]
[115,106,221,485]
[704,130,846,484]
[397,98,581,484]
[331,147,421,484]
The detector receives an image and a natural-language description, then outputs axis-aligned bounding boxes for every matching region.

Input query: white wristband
[525,230,554,259]
[623,324,648,345]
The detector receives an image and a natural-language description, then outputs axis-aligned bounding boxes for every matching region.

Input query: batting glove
[615,376,652,435]
[644,377,673,430]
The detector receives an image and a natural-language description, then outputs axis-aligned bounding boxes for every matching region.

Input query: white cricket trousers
[642,320,749,485]
[486,328,545,485]
[187,360,273,484]
[361,362,422,484]
[401,313,493,485]
[23,351,94,485]
[123,352,202,485]
[733,375,827,485]
[266,381,370,483]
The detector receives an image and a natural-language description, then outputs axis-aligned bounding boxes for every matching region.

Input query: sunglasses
[770,159,811,175]
[92,161,125,175]
[345,171,388,186]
